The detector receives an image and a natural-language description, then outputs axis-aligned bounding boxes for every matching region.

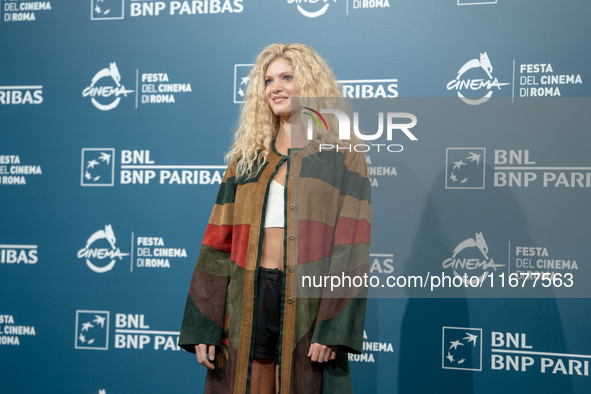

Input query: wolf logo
[83,62,134,111]
[452,232,489,260]
[447,52,509,105]
[77,224,129,273]
[108,63,121,86]
[456,53,493,81]
[86,224,117,250]
[442,231,505,284]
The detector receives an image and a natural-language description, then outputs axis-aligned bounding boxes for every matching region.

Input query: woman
[179,43,371,394]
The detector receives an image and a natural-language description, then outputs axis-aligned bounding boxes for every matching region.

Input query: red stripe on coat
[298,220,335,265]
[333,217,371,247]
[230,224,250,269]
[202,224,232,252]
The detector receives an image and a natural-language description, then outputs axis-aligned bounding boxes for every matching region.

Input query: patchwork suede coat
[179,141,371,394]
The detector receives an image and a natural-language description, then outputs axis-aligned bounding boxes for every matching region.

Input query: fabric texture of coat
[179,140,371,394]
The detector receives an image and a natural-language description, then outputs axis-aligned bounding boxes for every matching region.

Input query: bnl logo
[75,310,110,350]
[442,326,482,371]
[91,0,124,20]
[446,148,486,189]
[81,148,115,186]
[234,64,253,103]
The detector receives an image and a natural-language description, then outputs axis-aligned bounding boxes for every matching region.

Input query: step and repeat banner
[1,1,590,393]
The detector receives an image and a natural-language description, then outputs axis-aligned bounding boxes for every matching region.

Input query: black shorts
[253,266,283,363]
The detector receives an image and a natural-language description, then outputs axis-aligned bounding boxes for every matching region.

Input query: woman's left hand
[308,343,337,363]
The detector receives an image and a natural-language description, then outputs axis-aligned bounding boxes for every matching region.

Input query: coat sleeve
[310,150,371,354]
[178,163,237,353]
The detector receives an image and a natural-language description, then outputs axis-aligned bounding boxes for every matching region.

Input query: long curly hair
[226,43,359,180]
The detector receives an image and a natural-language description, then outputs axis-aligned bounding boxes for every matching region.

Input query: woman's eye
[265,79,272,85]
[284,75,293,81]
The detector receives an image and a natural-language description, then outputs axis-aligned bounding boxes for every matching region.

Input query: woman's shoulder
[342,149,369,177]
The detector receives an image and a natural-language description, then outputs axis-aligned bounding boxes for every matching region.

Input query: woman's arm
[178,163,237,356]
[310,150,371,355]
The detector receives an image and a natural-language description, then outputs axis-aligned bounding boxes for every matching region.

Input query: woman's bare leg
[275,363,279,394]
[250,356,275,394]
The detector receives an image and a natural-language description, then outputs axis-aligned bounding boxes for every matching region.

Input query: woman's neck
[274,115,292,154]
[276,115,306,149]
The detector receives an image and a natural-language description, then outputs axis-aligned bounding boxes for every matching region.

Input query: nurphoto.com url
[301,271,574,292]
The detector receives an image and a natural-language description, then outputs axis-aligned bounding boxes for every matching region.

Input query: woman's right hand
[195,344,216,370]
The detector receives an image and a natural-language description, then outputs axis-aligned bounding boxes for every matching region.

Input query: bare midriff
[259,161,287,271]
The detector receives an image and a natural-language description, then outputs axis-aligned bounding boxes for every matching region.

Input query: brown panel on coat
[316,264,368,323]
[289,326,324,394]
[189,268,229,328]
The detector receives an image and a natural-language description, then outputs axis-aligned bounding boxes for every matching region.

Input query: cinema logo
[303,107,417,153]
[82,62,134,111]
[447,52,509,105]
[288,0,335,18]
[0,85,43,105]
[441,232,505,284]
[77,225,130,273]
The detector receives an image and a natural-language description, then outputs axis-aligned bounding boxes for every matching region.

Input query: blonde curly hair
[226,43,359,180]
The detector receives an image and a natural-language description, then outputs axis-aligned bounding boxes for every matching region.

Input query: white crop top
[264,180,285,228]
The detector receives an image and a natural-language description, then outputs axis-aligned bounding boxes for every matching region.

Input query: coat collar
[270,137,319,160]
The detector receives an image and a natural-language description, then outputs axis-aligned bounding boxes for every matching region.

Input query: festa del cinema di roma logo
[447,52,509,105]
[77,225,129,273]
[288,0,335,18]
[82,62,134,111]
[288,0,390,17]
[442,232,505,284]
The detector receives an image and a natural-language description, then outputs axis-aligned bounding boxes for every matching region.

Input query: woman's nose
[272,80,283,92]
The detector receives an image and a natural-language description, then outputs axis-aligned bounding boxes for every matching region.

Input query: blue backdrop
[1,0,590,393]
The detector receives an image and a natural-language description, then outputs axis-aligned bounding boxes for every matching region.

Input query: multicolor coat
[179,140,371,394]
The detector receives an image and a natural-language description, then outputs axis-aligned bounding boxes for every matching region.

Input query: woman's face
[265,58,298,121]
